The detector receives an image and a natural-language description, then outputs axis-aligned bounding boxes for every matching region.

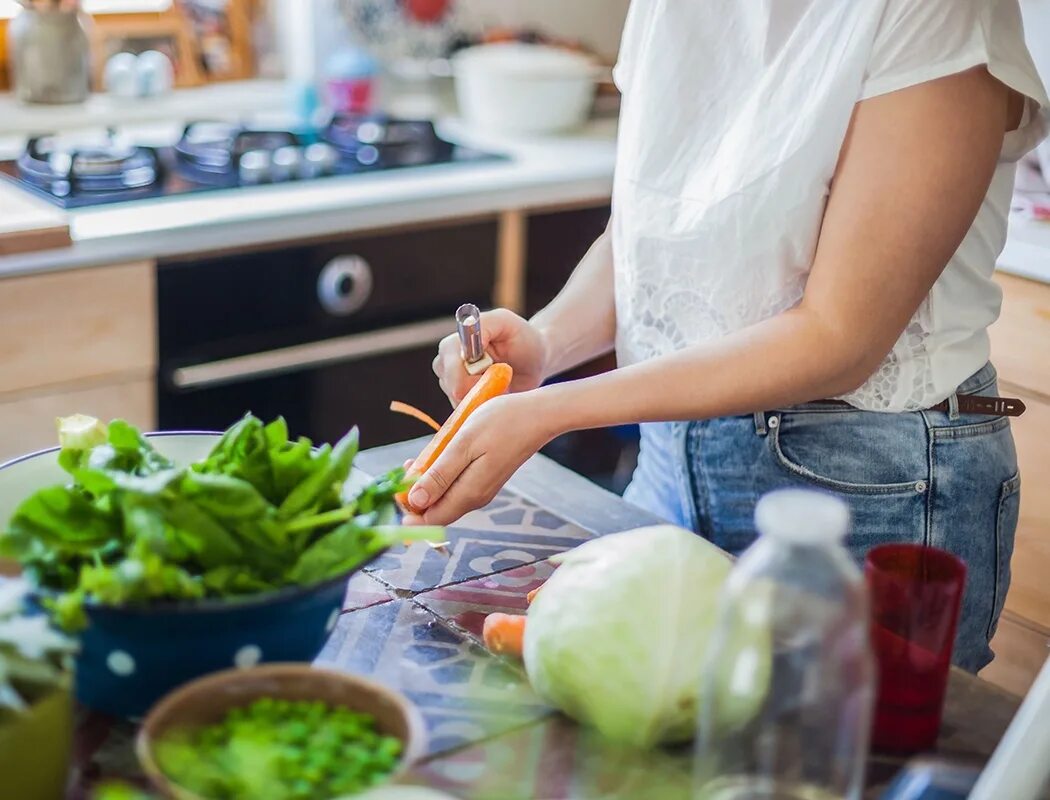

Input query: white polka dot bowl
[137,664,427,800]
[0,433,386,720]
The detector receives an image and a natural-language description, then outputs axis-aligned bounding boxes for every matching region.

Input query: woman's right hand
[433,308,549,406]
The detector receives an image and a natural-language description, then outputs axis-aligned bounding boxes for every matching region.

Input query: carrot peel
[483,612,527,658]
[390,401,442,432]
[396,363,514,513]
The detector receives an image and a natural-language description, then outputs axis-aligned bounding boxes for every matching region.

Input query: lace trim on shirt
[836,303,936,411]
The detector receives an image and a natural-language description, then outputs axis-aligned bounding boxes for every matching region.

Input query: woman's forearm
[529,227,617,379]
[537,304,875,435]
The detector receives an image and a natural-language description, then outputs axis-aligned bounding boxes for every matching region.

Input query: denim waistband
[782,362,999,415]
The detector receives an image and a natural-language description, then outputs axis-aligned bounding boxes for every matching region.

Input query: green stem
[284,505,357,534]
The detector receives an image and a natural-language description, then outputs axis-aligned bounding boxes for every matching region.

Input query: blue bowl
[0,432,380,719]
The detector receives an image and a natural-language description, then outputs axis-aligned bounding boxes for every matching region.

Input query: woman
[406,1,1048,671]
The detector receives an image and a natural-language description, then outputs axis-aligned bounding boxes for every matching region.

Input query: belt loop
[948,393,961,421]
[753,411,768,437]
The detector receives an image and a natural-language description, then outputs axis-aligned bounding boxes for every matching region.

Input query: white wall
[272,0,633,81]
[455,0,631,61]
[1021,0,1050,88]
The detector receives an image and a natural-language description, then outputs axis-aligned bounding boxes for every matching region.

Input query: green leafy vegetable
[0,414,441,631]
[154,698,403,800]
[522,526,771,748]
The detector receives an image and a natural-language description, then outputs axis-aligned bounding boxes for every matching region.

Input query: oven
[157,220,498,448]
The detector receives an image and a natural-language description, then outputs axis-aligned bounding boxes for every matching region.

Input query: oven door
[159,318,452,448]
[157,220,497,447]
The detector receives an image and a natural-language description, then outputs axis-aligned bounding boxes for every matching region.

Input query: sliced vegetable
[397,363,514,512]
[154,698,403,800]
[483,612,526,658]
[389,401,441,432]
[526,586,542,605]
[56,414,108,451]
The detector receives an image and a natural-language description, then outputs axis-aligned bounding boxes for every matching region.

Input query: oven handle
[169,317,452,390]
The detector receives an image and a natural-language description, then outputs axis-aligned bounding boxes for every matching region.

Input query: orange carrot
[389,401,442,432]
[526,587,542,605]
[483,612,527,658]
[396,363,514,512]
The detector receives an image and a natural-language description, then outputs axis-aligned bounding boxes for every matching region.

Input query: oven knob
[318,255,373,315]
[239,149,272,184]
[271,146,302,182]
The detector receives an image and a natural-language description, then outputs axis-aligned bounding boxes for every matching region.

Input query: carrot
[526,587,542,605]
[483,612,527,658]
[389,401,442,432]
[396,363,514,513]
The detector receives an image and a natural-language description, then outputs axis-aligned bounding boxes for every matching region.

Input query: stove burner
[0,116,503,209]
[17,135,161,198]
[321,115,452,167]
[174,122,302,181]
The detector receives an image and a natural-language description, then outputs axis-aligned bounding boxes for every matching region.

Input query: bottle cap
[754,489,850,546]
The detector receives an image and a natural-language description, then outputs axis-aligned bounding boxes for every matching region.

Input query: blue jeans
[623,363,1020,672]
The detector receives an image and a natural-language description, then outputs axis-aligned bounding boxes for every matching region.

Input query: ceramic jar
[8,6,92,104]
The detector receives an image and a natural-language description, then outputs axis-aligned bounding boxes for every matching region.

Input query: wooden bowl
[136,664,427,800]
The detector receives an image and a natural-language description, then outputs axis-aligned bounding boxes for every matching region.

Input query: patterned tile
[343,569,395,611]
[415,561,555,644]
[315,599,551,756]
[368,492,590,593]
[406,715,694,800]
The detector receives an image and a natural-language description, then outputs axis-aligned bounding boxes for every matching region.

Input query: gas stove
[0,116,501,209]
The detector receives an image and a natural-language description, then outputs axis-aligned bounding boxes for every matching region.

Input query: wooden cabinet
[983,273,1050,695]
[0,262,157,462]
[523,204,611,317]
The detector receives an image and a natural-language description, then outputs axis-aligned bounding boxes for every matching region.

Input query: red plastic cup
[865,544,967,754]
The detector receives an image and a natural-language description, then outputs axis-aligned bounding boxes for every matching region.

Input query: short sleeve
[612,0,649,95]
[861,0,1049,161]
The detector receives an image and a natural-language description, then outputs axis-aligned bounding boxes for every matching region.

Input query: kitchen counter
[69,440,1028,800]
[999,213,1050,284]
[0,118,618,280]
[0,81,291,139]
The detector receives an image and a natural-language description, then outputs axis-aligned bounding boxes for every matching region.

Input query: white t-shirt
[611,0,1049,411]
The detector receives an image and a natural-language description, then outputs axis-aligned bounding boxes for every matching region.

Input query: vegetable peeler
[456,303,495,376]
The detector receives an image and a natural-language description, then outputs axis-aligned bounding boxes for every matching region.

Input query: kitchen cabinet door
[524,204,611,317]
[523,204,637,493]
[0,377,155,463]
[991,274,1050,392]
[986,274,1050,695]
[0,262,155,395]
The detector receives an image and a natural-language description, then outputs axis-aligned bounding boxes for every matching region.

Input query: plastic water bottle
[694,489,875,800]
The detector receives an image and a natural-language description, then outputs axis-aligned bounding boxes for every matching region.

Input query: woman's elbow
[822,343,891,398]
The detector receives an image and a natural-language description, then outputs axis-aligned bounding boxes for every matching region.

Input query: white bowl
[452,43,600,135]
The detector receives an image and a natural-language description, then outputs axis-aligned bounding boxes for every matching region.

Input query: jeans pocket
[989,472,1021,640]
[768,411,928,496]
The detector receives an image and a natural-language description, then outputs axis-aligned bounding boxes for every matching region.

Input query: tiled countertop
[70,440,1023,800]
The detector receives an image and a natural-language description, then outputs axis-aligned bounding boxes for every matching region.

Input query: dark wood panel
[524,205,611,317]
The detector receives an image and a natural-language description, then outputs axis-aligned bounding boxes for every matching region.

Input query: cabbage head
[522,525,770,748]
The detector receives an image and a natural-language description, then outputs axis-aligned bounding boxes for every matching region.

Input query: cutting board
[0,180,71,256]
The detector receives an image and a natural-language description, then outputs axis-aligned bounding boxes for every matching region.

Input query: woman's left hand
[402,391,560,526]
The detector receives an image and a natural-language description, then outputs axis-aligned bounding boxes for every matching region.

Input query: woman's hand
[402,390,561,526]
[433,309,549,406]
